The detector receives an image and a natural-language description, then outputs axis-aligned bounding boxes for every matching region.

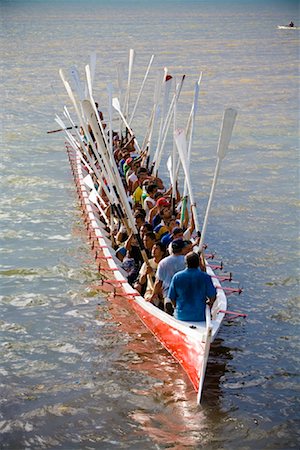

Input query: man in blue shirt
[168,252,217,322]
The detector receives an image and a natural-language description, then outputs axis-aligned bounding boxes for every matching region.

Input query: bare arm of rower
[124,233,134,251]
[148,279,163,303]
[207,293,216,309]
[139,262,153,286]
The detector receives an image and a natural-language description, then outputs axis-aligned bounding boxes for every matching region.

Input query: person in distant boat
[289,21,294,27]
[149,238,188,314]
[168,252,217,322]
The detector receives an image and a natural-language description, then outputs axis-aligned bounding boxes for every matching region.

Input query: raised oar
[81,99,135,224]
[116,62,124,138]
[199,108,237,250]
[171,79,178,215]
[152,75,185,176]
[56,114,112,227]
[112,97,141,153]
[54,113,113,211]
[123,48,135,120]
[70,66,85,101]
[186,72,202,138]
[174,128,201,235]
[55,115,90,173]
[151,68,170,170]
[82,99,153,278]
[107,83,114,157]
[180,78,200,216]
[85,64,109,149]
[85,52,97,98]
[141,68,165,163]
[129,54,154,126]
[59,71,118,212]
[47,125,78,134]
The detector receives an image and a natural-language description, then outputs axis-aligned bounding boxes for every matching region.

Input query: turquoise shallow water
[1,0,299,448]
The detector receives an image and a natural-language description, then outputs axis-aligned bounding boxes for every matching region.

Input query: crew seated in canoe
[132,168,151,206]
[139,222,154,239]
[143,183,158,221]
[168,252,216,322]
[134,210,147,231]
[121,233,144,285]
[142,231,157,258]
[136,242,166,304]
[149,238,188,314]
[160,207,195,245]
[126,158,141,194]
[149,196,171,227]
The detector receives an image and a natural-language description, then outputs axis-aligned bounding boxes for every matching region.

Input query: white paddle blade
[174,128,188,165]
[70,66,85,101]
[217,108,237,160]
[88,189,98,205]
[193,81,200,118]
[55,115,65,129]
[128,48,135,72]
[112,97,121,112]
[83,174,94,190]
[85,64,93,100]
[167,155,173,186]
[89,52,97,86]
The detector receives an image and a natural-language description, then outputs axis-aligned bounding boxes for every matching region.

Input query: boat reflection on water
[93,281,233,448]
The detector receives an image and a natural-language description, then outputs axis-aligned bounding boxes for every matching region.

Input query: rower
[143,183,158,221]
[142,231,156,258]
[168,252,216,322]
[137,242,166,304]
[149,238,188,314]
[132,167,150,206]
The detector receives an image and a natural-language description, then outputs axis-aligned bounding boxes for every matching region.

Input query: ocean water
[1,0,299,449]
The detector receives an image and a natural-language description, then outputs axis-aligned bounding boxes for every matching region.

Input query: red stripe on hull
[129,300,205,392]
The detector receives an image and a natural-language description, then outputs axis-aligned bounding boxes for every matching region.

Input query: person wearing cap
[123,157,134,179]
[168,252,216,322]
[149,196,170,226]
[161,226,184,247]
[118,149,131,179]
[149,238,188,314]
[153,214,180,244]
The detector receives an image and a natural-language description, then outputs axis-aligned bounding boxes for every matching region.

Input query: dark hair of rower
[185,252,200,269]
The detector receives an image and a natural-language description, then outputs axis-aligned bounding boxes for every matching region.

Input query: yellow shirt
[132,186,143,205]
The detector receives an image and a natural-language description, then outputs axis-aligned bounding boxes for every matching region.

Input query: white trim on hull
[66,144,227,403]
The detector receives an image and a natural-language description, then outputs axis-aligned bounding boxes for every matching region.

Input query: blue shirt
[168,268,217,321]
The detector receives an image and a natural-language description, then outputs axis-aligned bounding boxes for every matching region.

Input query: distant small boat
[277,25,299,30]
